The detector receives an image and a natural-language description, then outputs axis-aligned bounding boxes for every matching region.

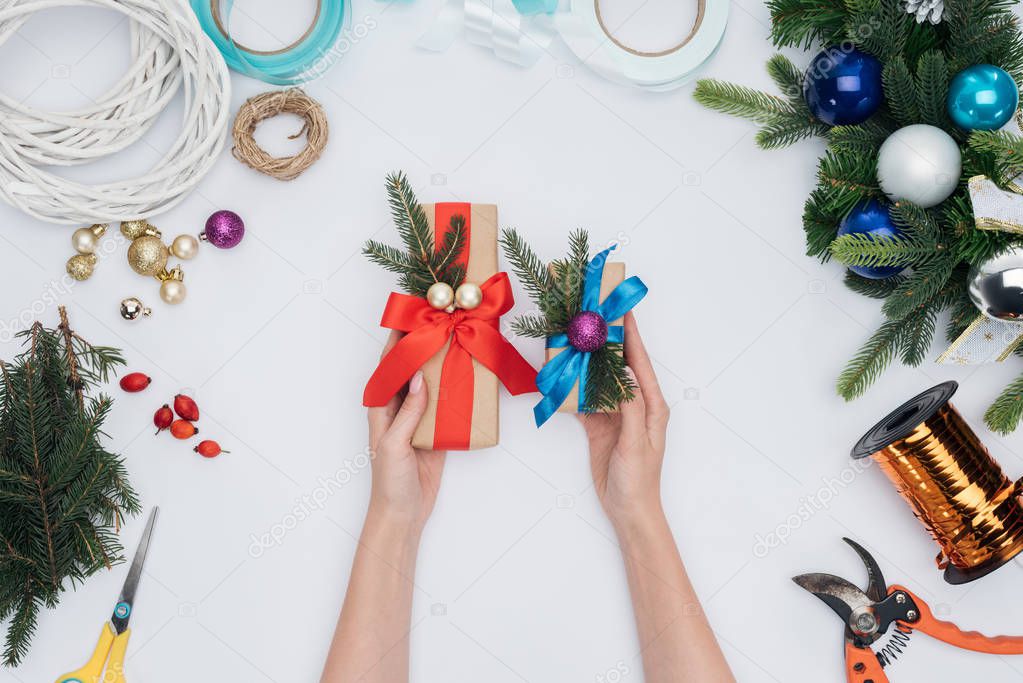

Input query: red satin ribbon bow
[363,272,538,449]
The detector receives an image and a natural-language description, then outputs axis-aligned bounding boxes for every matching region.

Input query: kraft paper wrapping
[412,203,500,450]
[545,262,626,413]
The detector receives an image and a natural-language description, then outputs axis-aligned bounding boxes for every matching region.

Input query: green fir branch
[882,56,918,126]
[830,233,935,267]
[843,271,908,299]
[692,80,797,124]
[986,372,1023,435]
[881,253,956,319]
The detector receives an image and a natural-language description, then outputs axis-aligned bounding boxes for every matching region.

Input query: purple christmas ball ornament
[201,210,245,249]
[567,311,608,353]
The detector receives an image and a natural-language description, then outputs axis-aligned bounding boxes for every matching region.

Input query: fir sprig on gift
[500,228,635,413]
[0,307,139,666]
[364,172,466,295]
[694,0,1023,433]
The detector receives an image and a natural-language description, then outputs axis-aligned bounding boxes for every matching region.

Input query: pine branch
[766,53,805,103]
[767,0,847,48]
[986,371,1023,434]
[830,233,935,267]
[583,344,635,413]
[756,111,829,149]
[499,228,554,314]
[883,56,919,126]
[692,80,796,124]
[915,50,950,129]
[363,240,415,274]
[881,253,956,319]
[843,271,908,299]
[837,317,905,401]
[511,314,563,339]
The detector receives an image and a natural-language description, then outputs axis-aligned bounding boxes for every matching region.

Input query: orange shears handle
[845,641,888,683]
[891,585,1023,655]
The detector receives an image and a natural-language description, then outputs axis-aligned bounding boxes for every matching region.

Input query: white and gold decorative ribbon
[969,174,1023,234]
[937,315,1023,365]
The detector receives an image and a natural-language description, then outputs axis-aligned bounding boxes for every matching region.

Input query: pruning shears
[55,507,158,683]
[793,537,1023,682]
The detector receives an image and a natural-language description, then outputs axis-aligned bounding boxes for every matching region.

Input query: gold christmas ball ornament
[170,234,199,260]
[65,253,97,281]
[127,235,169,276]
[71,224,106,254]
[455,282,483,310]
[120,219,160,240]
[158,266,186,305]
[426,282,455,310]
[119,297,151,320]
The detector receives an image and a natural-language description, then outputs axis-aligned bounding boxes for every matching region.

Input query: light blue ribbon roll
[534,246,648,427]
[190,0,349,84]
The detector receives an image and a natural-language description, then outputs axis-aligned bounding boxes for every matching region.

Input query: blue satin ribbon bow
[534,246,648,427]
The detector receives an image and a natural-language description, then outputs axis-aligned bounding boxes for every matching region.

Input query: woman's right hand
[578,312,670,534]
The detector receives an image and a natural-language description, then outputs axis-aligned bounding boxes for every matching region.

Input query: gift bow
[363,272,537,449]
[534,246,648,427]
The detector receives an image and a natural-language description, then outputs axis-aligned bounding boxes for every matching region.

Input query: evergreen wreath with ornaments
[694,0,1023,433]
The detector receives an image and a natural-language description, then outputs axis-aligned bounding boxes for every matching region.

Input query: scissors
[793,537,1023,682]
[56,507,158,683]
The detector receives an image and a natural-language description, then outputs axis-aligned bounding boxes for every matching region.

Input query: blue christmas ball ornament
[837,200,906,279]
[947,64,1019,130]
[803,47,884,126]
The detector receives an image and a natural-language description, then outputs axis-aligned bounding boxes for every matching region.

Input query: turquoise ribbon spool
[190,0,350,84]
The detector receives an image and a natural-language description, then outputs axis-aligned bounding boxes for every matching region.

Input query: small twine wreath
[231,89,329,181]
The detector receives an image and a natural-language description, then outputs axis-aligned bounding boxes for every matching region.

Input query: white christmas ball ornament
[877,124,961,208]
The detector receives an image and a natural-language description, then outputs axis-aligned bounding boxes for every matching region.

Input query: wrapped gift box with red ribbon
[363,199,537,450]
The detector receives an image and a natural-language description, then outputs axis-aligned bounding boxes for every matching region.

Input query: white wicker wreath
[0,0,230,224]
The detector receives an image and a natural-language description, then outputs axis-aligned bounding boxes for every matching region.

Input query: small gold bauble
[454,282,483,310]
[66,253,97,281]
[170,234,199,260]
[120,219,160,240]
[426,282,455,310]
[71,224,106,254]
[120,297,152,320]
[127,235,169,276]
[159,278,187,305]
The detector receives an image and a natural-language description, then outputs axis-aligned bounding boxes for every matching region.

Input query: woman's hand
[366,330,447,535]
[579,312,670,534]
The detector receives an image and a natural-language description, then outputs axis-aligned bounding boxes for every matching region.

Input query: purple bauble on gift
[201,210,245,249]
[567,311,608,353]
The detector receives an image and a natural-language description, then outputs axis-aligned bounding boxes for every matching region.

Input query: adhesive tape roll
[556,0,728,91]
[191,0,351,84]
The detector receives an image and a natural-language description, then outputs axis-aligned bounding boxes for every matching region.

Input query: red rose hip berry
[119,372,151,392]
[153,404,173,434]
[173,394,200,421]
[194,440,229,458]
[170,420,198,439]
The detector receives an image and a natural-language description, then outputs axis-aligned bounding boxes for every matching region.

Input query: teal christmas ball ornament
[947,64,1019,130]
[803,47,884,126]
[837,199,906,279]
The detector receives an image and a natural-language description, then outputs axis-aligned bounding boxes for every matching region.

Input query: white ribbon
[418,0,556,67]
[417,0,728,90]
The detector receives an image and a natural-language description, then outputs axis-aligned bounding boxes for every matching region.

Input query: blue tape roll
[190,0,350,84]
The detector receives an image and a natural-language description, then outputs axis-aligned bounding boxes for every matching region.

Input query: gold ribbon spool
[852,381,1023,584]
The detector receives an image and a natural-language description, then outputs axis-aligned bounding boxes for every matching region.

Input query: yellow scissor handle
[55,623,131,683]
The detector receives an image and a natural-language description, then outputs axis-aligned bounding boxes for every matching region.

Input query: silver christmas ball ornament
[877,124,961,208]
[968,248,1023,320]
[120,297,151,320]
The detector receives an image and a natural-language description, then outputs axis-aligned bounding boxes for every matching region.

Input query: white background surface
[2,1,1023,681]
